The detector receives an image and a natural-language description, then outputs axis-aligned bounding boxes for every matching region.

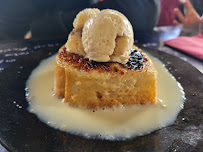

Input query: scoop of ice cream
[73,8,100,29]
[65,8,100,56]
[82,9,134,63]
[65,9,134,64]
[65,28,85,56]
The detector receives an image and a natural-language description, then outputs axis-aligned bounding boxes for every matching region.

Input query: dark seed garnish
[124,48,147,70]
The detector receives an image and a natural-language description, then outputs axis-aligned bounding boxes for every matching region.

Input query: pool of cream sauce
[26,54,185,140]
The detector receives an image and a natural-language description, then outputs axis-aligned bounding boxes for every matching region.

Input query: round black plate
[0,46,202,152]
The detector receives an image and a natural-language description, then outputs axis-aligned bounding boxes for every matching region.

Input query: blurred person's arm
[173,0,203,25]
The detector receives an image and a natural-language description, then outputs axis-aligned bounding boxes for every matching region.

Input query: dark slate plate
[0,46,202,152]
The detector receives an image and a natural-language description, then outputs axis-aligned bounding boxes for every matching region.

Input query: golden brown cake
[54,45,157,109]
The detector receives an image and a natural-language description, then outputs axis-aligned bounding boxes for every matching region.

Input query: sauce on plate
[26,54,185,140]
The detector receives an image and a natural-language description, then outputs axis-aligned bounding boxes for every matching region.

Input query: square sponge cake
[54,45,157,109]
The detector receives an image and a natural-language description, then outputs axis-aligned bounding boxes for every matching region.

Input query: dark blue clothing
[0,0,160,40]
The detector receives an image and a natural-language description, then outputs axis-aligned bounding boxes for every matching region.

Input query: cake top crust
[58,45,151,74]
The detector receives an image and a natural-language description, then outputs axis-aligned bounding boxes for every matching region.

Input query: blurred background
[0,0,202,41]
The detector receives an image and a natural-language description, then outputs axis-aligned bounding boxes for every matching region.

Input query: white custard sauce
[26,54,185,140]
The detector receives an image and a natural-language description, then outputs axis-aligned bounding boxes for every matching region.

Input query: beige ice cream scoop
[65,8,134,64]
[65,8,100,56]
[73,8,100,29]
